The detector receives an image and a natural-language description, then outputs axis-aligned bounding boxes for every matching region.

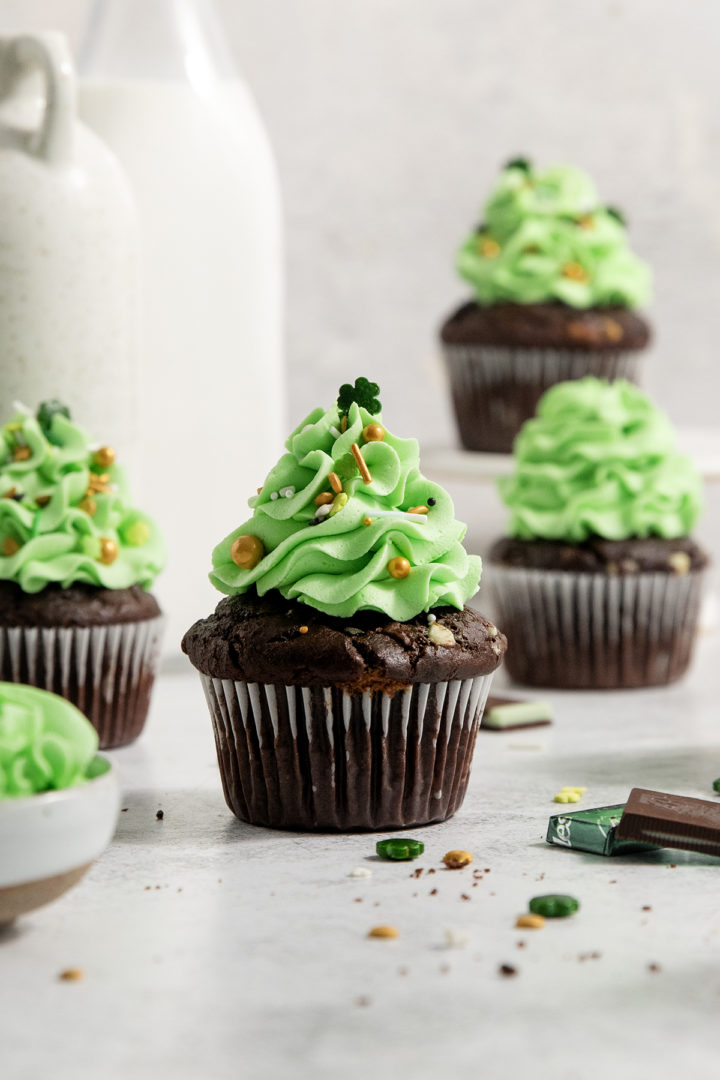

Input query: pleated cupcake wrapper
[441,344,642,453]
[0,616,164,748]
[200,673,495,831]
[489,565,703,689]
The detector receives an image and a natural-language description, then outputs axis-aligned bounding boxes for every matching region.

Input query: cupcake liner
[442,344,642,453]
[199,673,495,831]
[489,565,703,689]
[0,616,164,748]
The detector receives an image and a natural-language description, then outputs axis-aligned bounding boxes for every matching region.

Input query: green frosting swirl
[211,401,481,619]
[498,378,703,542]
[456,161,651,309]
[0,405,165,593]
[0,682,98,799]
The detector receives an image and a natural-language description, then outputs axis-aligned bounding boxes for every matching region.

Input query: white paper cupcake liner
[0,616,164,748]
[199,673,495,831]
[442,344,642,453]
[489,565,703,689]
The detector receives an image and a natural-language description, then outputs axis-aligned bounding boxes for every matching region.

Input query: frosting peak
[498,378,703,542]
[456,160,651,309]
[210,386,481,619]
[0,682,98,799]
[0,402,165,593]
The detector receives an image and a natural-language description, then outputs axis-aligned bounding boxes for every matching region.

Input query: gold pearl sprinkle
[562,261,589,282]
[387,556,411,579]
[1,537,20,556]
[407,505,429,515]
[315,491,334,506]
[362,423,385,443]
[2,487,16,499]
[577,214,595,229]
[328,472,343,494]
[363,516,373,526]
[604,318,623,343]
[93,446,115,468]
[368,925,398,940]
[230,534,265,570]
[78,497,97,517]
[516,914,545,930]
[351,443,372,485]
[99,538,118,565]
[479,238,500,258]
[443,850,473,870]
[12,446,31,462]
[35,495,51,508]
[298,625,309,635]
[256,487,263,495]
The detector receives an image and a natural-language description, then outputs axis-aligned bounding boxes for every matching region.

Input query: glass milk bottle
[0,31,138,448]
[79,0,284,653]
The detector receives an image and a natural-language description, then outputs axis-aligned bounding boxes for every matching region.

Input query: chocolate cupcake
[183,378,506,831]
[488,378,707,689]
[440,159,652,452]
[0,401,165,747]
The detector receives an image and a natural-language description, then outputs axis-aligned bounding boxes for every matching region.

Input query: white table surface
[3,638,720,1080]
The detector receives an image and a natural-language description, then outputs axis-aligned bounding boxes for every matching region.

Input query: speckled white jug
[0,32,138,450]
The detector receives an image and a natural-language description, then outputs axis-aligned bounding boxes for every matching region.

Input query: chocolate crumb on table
[156,809,164,820]
[499,964,518,977]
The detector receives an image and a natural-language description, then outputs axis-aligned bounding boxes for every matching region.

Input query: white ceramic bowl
[0,756,119,926]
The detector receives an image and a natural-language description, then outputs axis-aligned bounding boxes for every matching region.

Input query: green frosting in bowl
[0,402,165,593]
[0,682,99,799]
[456,160,651,309]
[498,378,703,542]
[211,382,481,619]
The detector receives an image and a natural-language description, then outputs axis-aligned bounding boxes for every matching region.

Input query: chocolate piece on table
[616,788,720,857]
[481,694,553,731]
[547,803,658,856]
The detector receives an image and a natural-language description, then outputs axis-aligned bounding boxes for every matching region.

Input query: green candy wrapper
[547,803,658,857]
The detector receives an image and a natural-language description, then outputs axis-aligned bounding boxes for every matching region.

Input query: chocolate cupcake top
[210,379,482,620]
[497,378,703,542]
[0,682,98,799]
[0,401,165,593]
[456,159,651,309]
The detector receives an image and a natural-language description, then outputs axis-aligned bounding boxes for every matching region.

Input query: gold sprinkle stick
[351,443,372,485]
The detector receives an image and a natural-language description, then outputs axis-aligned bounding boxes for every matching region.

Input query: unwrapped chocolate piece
[481,694,553,731]
[616,788,720,857]
[547,803,657,856]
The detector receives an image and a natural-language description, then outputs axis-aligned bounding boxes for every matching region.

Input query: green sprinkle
[337,378,381,417]
[713,778,720,794]
[328,492,348,517]
[376,838,424,861]
[529,894,579,918]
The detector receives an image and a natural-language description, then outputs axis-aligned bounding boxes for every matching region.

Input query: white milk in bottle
[78,0,284,654]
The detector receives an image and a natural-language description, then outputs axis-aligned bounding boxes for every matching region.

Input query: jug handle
[7,32,74,166]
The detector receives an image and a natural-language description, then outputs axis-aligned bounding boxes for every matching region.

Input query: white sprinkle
[444,928,471,949]
[270,491,279,500]
[12,401,31,416]
[349,867,372,879]
[279,486,296,499]
[427,614,437,624]
[315,504,332,519]
[329,426,341,439]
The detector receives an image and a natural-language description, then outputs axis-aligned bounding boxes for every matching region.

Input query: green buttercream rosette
[211,397,481,620]
[498,378,703,542]
[0,404,165,593]
[0,682,98,799]
[456,161,651,309]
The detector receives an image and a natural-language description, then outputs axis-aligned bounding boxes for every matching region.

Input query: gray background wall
[2,1,719,573]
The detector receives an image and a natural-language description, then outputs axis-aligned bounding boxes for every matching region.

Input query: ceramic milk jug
[0,31,138,448]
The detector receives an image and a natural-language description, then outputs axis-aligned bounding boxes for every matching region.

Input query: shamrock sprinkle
[337,378,381,417]
[505,156,532,173]
[36,400,71,444]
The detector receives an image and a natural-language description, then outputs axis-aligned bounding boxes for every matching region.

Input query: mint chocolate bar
[616,788,720,857]
[547,803,657,856]
[481,695,553,731]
